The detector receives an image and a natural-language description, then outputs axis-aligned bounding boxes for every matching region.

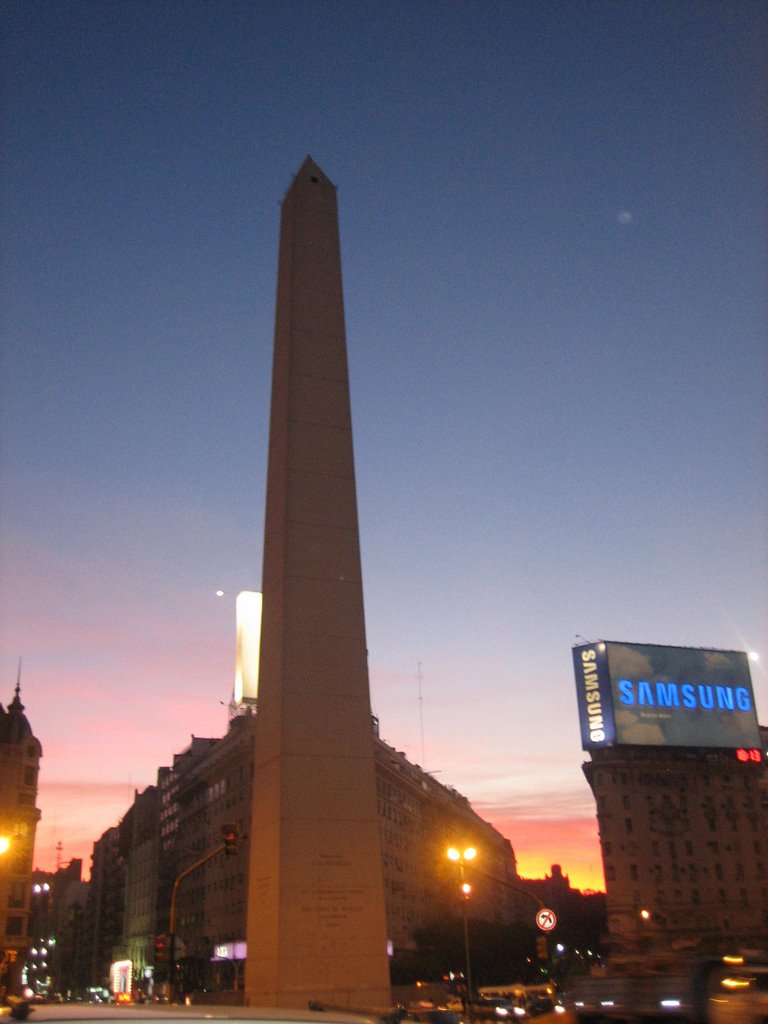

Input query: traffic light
[221,822,239,855]
[154,935,167,962]
[536,935,548,960]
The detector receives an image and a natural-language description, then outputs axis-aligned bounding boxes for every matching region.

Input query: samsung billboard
[573,641,761,752]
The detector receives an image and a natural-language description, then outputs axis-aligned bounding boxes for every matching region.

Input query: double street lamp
[447,846,477,1016]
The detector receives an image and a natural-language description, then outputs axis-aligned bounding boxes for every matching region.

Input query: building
[584,743,768,954]
[26,871,54,998]
[99,709,520,999]
[374,728,521,945]
[120,786,162,993]
[0,676,42,996]
[575,639,768,955]
[48,858,89,998]
[86,826,124,993]
[172,714,256,997]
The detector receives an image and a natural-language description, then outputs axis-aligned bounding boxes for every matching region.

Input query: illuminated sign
[235,591,261,703]
[573,641,761,752]
[736,748,762,764]
[111,959,132,997]
[211,940,247,961]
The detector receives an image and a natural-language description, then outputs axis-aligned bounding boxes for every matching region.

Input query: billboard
[573,640,761,752]
[235,590,262,703]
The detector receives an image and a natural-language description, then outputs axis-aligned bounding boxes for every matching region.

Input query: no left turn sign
[536,908,557,932]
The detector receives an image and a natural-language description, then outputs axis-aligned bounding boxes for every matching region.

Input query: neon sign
[736,748,762,763]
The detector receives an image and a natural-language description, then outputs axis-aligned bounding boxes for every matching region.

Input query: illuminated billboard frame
[573,640,761,753]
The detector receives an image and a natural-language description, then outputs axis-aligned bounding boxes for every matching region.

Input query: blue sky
[1,0,765,887]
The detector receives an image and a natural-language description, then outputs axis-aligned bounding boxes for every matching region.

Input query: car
[405,1010,465,1024]
[708,964,768,1024]
[3,1004,393,1024]
[471,998,525,1020]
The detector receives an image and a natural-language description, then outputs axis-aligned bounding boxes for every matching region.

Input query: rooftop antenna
[417,662,425,767]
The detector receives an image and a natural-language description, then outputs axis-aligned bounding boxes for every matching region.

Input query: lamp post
[447,846,476,1018]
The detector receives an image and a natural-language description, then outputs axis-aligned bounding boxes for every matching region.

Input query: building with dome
[0,671,42,996]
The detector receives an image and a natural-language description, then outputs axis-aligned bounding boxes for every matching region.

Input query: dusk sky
[1,0,766,892]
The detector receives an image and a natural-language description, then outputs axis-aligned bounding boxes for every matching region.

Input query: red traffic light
[221,822,239,854]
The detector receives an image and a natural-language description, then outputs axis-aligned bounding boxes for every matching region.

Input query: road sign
[536,907,557,931]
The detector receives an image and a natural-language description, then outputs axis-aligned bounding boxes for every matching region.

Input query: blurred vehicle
[567,952,768,1022]
[471,997,524,1020]
[707,963,768,1024]
[520,990,554,1017]
[477,986,555,1019]
[405,1010,465,1024]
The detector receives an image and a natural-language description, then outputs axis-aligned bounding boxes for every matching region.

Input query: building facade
[0,680,42,996]
[86,826,125,993]
[121,786,162,992]
[92,711,521,999]
[574,639,767,958]
[48,860,89,998]
[172,714,256,997]
[584,742,768,955]
[374,729,521,944]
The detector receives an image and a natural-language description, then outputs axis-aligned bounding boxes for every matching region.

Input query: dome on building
[0,682,42,753]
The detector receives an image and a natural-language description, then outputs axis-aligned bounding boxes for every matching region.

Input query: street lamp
[447,846,477,1016]
[0,836,10,855]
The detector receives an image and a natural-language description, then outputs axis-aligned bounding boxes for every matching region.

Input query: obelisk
[244,158,391,1009]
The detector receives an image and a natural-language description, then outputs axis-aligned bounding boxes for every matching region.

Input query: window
[5,916,23,936]
[8,884,24,909]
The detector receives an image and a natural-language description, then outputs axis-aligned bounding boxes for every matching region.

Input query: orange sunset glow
[31,765,605,894]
